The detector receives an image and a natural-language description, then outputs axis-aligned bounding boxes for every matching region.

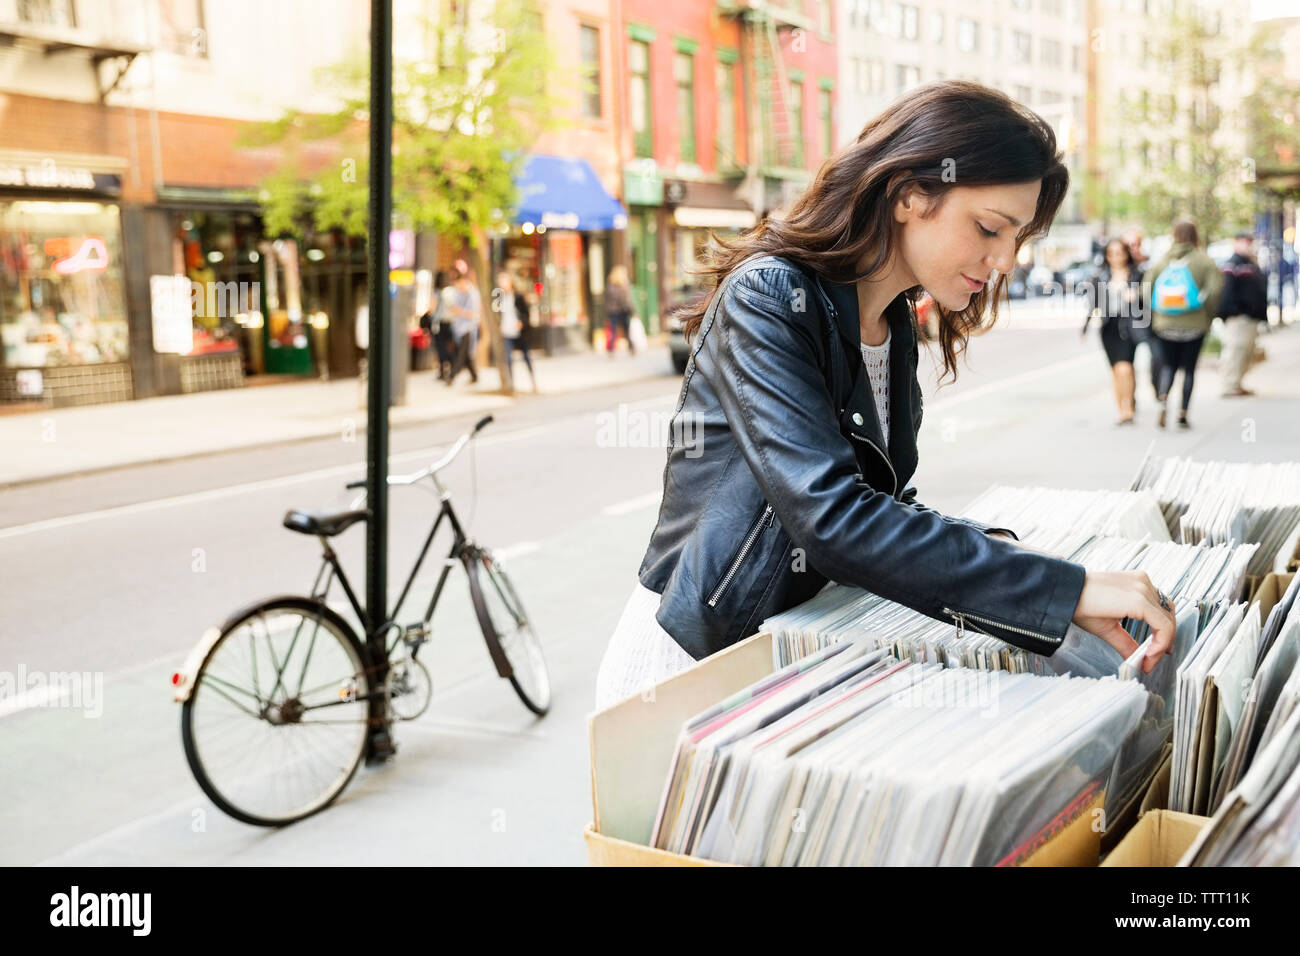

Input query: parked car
[665,281,709,374]
[1026,265,1062,296]
[1062,259,1099,296]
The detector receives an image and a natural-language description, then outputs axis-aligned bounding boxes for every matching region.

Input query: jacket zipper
[942,606,1060,646]
[708,504,775,608]
[848,432,898,499]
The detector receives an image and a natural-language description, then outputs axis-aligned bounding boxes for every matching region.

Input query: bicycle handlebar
[346,416,493,492]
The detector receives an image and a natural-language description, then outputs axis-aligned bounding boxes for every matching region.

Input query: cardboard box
[587,631,1103,867]
[1100,810,1211,867]
[1250,572,1295,618]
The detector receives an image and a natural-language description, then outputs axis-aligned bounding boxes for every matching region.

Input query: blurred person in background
[1081,238,1145,425]
[495,269,537,392]
[1217,232,1269,398]
[1141,219,1223,429]
[444,267,482,386]
[604,265,637,356]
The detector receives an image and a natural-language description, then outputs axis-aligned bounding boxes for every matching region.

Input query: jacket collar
[814,274,919,494]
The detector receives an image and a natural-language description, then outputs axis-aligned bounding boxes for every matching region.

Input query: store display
[649,640,1149,866]
[1131,455,1300,576]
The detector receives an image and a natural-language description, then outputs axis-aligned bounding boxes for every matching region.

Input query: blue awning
[513,154,627,231]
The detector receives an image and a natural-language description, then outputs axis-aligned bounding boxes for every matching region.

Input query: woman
[1140,219,1223,429]
[495,269,537,392]
[594,81,1176,709]
[604,266,636,355]
[1081,239,1145,425]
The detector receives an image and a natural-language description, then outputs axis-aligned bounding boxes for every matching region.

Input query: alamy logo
[49,886,151,936]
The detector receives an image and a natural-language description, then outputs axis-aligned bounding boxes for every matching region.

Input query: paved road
[3,303,1296,865]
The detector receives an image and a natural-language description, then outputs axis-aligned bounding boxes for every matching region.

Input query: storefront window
[541,230,585,327]
[171,210,262,361]
[0,200,129,369]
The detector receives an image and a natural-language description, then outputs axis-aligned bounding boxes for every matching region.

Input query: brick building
[614,0,837,329]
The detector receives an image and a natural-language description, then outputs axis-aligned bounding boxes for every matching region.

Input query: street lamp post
[365,0,395,764]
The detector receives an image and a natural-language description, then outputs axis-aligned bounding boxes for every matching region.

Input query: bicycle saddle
[282,508,371,537]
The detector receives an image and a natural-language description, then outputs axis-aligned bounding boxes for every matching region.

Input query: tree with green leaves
[240,0,567,392]
[1091,7,1260,242]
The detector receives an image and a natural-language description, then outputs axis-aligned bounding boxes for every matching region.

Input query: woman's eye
[977,223,998,238]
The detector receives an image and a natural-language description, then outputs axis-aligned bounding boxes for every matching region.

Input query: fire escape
[718,0,814,215]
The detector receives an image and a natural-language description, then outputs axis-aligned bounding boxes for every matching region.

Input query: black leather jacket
[638,254,1088,660]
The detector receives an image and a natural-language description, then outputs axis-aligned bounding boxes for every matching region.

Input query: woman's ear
[893,186,916,224]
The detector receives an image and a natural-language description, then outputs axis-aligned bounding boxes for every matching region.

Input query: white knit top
[860,329,891,447]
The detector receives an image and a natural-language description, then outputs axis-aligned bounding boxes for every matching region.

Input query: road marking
[0,684,71,718]
[493,541,540,562]
[925,353,1097,413]
[602,491,661,516]
[0,421,560,542]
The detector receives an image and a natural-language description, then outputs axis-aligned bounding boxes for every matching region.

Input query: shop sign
[0,159,100,191]
[15,370,43,397]
[150,275,196,355]
[664,179,688,205]
[623,160,663,207]
[541,211,581,230]
[44,237,109,275]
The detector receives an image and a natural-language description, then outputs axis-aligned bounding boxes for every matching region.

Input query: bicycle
[172,415,551,827]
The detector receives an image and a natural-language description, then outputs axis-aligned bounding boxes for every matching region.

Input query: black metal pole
[365,0,394,763]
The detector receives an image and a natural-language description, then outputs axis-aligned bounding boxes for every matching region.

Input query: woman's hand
[1071,570,1177,674]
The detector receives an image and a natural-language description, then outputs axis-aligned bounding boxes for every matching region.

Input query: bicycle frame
[307,493,473,659]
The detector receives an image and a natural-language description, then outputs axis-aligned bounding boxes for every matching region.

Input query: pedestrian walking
[495,270,537,392]
[444,268,482,386]
[1081,239,1145,425]
[424,269,457,383]
[1217,233,1269,397]
[594,80,1174,710]
[1141,219,1223,430]
[604,266,636,356]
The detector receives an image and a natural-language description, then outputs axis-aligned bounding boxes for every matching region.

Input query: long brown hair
[678,81,1068,382]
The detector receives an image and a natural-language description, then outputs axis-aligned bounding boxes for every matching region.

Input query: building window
[580,24,602,119]
[819,86,833,158]
[817,0,832,36]
[15,0,76,27]
[629,39,652,158]
[1072,44,1083,72]
[788,77,804,166]
[1014,84,1032,104]
[991,25,1001,56]
[158,0,208,57]
[675,50,696,164]
[956,17,978,52]
[896,64,921,94]
[930,11,944,44]
[1,200,129,369]
[1041,39,1061,68]
[716,59,738,168]
[1013,30,1031,63]
[899,4,918,40]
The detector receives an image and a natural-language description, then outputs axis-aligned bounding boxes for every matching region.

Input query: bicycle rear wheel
[466,550,551,716]
[181,597,372,826]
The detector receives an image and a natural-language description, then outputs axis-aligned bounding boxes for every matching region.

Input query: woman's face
[1105,241,1128,269]
[894,181,1041,312]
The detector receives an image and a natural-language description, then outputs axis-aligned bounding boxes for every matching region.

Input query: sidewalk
[0,344,675,487]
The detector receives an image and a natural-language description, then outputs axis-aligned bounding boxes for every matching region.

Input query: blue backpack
[1151,257,1203,314]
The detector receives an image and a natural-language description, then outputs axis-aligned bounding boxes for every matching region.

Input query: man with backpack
[1216,232,1269,397]
[1140,219,1223,429]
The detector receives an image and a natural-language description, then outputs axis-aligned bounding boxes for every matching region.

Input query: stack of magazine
[961,486,1171,542]
[1131,455,1300,576]
[649,639,1150,866]
[1171,572,1300,818]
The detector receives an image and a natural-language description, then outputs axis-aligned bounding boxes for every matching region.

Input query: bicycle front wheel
[181,597,372,826]
[466,550,551,716]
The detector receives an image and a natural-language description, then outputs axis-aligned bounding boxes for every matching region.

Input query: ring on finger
[1156,590,1172,613]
